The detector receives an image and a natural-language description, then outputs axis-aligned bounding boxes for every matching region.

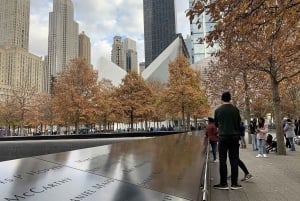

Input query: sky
[29,0,191,67]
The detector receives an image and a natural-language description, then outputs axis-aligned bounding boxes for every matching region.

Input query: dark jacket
[214,103,241,140]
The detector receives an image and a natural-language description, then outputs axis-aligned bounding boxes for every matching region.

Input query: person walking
[256,117,268,158]
[228,158,254,182]
[284,119,296,151]
[205,117,218,162]
[240,122,246,148]
[248,119,258,151]
[213,91,242,190]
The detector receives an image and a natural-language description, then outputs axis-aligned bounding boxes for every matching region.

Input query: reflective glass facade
[143,0,177,67]
[189,0,219,63]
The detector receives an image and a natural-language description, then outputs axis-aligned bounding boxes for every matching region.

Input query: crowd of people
[204,91,299,190]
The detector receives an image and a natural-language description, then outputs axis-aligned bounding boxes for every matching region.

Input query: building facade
[0,0,30,50]
[123,38,138,73]
[111,36,125,69]
[189,0,219,64]
[48,0,79,78]
[0,47,45,96]
[143,0,177,67]
[79,31,91,65]
[0,0,45,100]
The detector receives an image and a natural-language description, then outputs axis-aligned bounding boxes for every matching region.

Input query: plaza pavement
[209,135,300,201]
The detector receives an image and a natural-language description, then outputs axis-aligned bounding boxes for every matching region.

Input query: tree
[114,72,153,130]
[188,0,300,154]
[52,58,101,134]
[165,54,208,130]
[11,85,37,135]
[0,98,19,135]
[98,79,116,131]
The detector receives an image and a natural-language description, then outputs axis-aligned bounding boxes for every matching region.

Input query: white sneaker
[263,154,268,158]
[256,154,263,158]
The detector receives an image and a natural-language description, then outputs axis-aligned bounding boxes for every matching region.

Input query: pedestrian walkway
[209,144,300,201]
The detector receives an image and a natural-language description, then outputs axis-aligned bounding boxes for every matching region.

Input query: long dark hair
[258,117,265,128]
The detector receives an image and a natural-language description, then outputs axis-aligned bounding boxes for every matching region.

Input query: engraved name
[3,178,72,201]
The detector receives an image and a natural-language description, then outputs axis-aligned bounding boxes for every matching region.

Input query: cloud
[29,0,190,67]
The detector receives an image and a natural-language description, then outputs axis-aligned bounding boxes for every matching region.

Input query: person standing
[284,119,296,151]
[205,117,218,162]
[214,91,242,190]
[256,117,268,158]
[248,119,258,151]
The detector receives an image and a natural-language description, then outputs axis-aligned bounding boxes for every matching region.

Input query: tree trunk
[270,76,286,155]
[181,104,185,130]
[187,112,191,131]
[243,72,252,144]
[75,112,80,135]
[130,111,134,130]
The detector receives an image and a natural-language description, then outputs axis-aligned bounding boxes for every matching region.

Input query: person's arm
[258,124,268,134]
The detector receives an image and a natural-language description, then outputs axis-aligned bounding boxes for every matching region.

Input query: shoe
[241,174,253,182]
[213,159,219,163]
[213,184,229,190]
[256,154,263,158]
[263,154,268,158]
[231,184,243,190]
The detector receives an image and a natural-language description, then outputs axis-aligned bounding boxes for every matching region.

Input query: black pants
[218,138,240,185]
[238,159,249,175]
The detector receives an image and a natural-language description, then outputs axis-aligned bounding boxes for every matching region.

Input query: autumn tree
[10,85,37,135]
[164,54,208,130]
[52,58,101,134]
[97,79,116,131]
[114,71,154,130]
[146,80,167,129]
[0,98,19,136]
[188,0,300,155]
[26,93,54,134]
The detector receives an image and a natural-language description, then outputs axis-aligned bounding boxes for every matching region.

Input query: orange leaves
[165,54,209,121]
[114,72,154,128]
[52,58,101,127]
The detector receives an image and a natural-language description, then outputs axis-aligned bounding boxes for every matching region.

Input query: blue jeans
[287,137,295,151]
[251,134,257,150]
[210,141,218,160]
[257,139,266,155]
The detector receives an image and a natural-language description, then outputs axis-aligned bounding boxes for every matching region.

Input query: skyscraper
[124,38,138,73]
[48,0,79,77]
[0,0,30,50]
[0,0,45,100]
[79,31,91,65]
[189,0,219,63]
[111,36,125,69]
[143,0,177,67]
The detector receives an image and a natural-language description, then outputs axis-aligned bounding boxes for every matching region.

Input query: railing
[202,139,210,201]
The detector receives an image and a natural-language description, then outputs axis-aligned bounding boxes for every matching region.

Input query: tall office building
[0,0,30,50]
[111,36,125,69]
[189,0,219,63]
[0,0,45,100]
[124,38,138,73]
[0,47,44,91]
[48,0,79,77]
[143,0,177,67]
[79,31,91,65]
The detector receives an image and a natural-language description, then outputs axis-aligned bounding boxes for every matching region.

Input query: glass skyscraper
[189,0,219,64]
[48,0,79,77]
[143,0,177,67]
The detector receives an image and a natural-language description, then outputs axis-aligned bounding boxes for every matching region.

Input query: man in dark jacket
[214,91,242,190]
